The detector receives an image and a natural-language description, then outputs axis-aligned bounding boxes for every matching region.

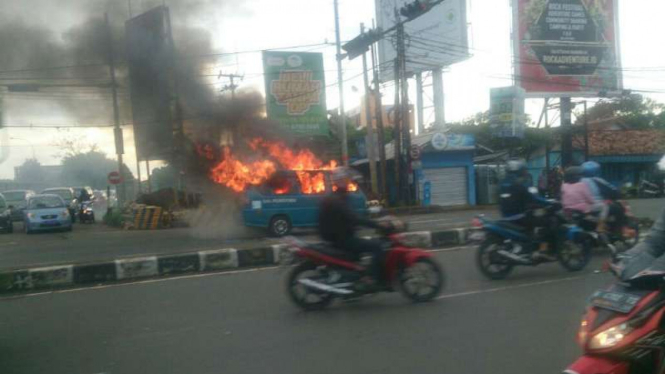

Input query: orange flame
[209,138,357,194]
[209,147,277,192]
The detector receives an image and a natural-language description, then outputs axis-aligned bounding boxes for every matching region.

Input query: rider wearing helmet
[581,161,623,232]
[318,167,386,288]
[499,159,555,259]
[561,166,596,215]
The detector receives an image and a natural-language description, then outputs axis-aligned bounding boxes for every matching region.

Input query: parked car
[41,187,78,223]
[0,193,14,233]
[242,170,368,236]
[24,194,73,234]
[1,189,35,221]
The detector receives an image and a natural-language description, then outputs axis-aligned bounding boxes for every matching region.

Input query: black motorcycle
[78,201,95,224]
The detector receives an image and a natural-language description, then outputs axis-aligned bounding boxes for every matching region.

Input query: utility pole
[416,72,424,134]
[105,13,126,207]
[218,72,243,100]
[395,9,412,204]
[560,97,573,167]
[393,56,402,204]
[333,0,349,165]
[583,100,589,162]
[361,23,378,196]
[370,23,388,199]
[544,98,550,177]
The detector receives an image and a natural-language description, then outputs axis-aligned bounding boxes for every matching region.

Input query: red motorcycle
[281,220,444,310]
[565,262,665,374]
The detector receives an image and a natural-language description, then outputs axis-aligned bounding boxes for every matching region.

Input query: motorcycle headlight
[589,323,634,350]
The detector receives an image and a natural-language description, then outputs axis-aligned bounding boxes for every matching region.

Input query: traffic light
[400,0,431,20]
[342,28,383,60]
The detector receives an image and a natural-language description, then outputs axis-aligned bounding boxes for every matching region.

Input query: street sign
[108,171,123,185]
[410,145,421,160]
[431,132,448,151]
[423,181,432,206]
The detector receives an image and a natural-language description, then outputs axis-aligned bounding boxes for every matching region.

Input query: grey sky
[1,0,664,179]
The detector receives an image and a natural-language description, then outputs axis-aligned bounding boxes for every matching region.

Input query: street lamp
[10,137,36,159]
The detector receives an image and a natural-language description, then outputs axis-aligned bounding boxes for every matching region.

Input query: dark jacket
[318,191,378,247]
[499,175,550,218]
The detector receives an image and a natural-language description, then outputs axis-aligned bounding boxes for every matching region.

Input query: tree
[16,158,44,184]
[150,166,178,191]
[575,94,665,129]
[61,151,133,190]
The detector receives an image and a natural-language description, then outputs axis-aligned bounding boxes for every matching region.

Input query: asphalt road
[0,247,612,374]
[0,198,661,271]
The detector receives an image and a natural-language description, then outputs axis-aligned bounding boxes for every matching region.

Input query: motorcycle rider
[581,161,625,233]
[499,159,555,260]
[318,167,386,288]
[561,166,595,216]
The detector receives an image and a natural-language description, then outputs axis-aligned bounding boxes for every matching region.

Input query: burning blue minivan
[242,170,367,236]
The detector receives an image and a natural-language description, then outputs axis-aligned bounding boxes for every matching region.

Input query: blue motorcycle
[473,203,591,280]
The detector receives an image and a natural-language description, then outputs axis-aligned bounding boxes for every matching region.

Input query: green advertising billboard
[263,51,328,136]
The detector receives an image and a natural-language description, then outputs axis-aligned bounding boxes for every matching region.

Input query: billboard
[376,0,469,82]
[263,51,328,136]
[126,6,174,161]
[513,0,622,97]
[490,86,526,138]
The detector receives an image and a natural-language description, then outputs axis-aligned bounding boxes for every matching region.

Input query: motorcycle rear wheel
[476,238,514,280]
[399,258,444,302]
[558,239,591,272]
[287,262,334,311]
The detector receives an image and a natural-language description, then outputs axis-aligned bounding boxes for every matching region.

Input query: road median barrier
[0,227,471,296]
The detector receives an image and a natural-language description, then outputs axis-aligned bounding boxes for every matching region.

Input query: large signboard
[490,86,526,138]
[376,0,469,82]
[263,51,329,136]
[513,0,622,97]
[126,6,174,161]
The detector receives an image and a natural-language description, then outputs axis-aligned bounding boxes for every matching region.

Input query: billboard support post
[583,101,589,162]
[560,97,573,168]
[105,13,126,207]
[544,98,550,177]
[361,23,379,196]
[432,69,445,127]
[333,0,349,166]
[393,55,402,205]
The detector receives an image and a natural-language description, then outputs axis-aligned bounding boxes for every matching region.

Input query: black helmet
[564,166,583,183]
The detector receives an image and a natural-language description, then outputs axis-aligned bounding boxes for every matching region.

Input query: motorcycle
[281,219,444,310]
[78,201,95,224]
[473,203,592,280]
[564,259,665,374]
[639,179,664,199]
[569,200,640,256]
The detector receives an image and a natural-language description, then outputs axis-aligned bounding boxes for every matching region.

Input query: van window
[296,171,327,194]
[263,174,298,196]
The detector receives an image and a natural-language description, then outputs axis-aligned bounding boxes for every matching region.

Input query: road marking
[435,275,587,300]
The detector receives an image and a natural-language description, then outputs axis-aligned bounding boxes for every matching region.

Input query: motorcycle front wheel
[399,258,444,302]
[287,261,334,311]
[476,238,514,280]
[558,239,591,272]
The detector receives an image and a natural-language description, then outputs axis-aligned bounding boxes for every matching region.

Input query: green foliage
[103,209,124,227]
[576,95,665,129]
[61,151,133,190]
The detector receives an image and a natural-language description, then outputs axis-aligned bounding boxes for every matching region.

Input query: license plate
[589,290,642,313]
[42,220,59,226]
[469,231,486,242]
